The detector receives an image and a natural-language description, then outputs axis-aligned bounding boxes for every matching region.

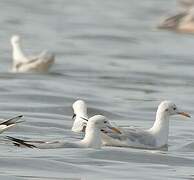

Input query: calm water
[0,0,194,179]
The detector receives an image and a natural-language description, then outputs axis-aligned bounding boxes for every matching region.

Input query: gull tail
[6,136,37,148]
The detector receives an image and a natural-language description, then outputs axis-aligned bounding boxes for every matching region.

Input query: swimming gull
[72,100,88,133]
[158,0,194,33]
[71,100,190,149]
[6,115,120,149]
[11,35,55,73]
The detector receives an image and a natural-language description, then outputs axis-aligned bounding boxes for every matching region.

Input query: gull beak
[107,126,122,134]
[72,114,76,119]
[178,112,191,118]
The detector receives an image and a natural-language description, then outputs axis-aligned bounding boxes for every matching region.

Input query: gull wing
[6,136,81,149]
[104,127,156,148]
[15,50,55,72]
[158,12,187,29]
[0,115,23,126]
[6,136,37,148]
[0,115,24,133]
[72,116,87,132]
[28,50,55,64]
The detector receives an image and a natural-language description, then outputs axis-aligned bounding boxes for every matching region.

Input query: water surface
[0,0,194,179]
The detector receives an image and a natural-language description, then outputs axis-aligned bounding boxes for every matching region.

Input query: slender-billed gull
[11,35,55,73]
[6,115,120,149]
[0,115,23,134]
[158,0,194,32]
[71,100,190,149]
[72,100,88,133]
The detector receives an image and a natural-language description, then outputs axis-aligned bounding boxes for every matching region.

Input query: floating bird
[6,115,120,149]
[72,100,88,133]
[71,100,190,149]
[158,0,194,33]
[0,115,23,134]
[11,35,55,73]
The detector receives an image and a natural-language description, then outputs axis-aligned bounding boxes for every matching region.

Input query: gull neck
[82,124,102,149]
[12,43,26,62]
[149,109,170,146]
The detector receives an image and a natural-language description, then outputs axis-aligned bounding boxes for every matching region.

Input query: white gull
[11,35,55,73]
[72,100,88,133]
[71,100,190,149]
[158,0,194,32]
[6,115,120,149]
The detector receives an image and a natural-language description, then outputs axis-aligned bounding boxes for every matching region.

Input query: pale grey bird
[6,115,120,149]
[71,100,190,149]
[11,35,55,73]
[158,0,194,33]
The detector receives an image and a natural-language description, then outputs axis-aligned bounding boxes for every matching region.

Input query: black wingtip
[11,115,23,118]
[6,136,36,148]
[0,115,24,126]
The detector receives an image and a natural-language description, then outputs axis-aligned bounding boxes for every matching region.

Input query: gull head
[11,35,21,46]
[158,101,191,118]
[72,100,87,118]
[88,115,121,134]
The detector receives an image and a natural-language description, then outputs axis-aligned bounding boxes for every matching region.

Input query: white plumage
[11,35,55,73]
[71,100,190,149]
[7,115,120,149]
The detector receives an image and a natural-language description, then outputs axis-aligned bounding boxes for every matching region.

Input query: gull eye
[173,107,176,110]
[82,122,87,126]
[165,109,169,112]
[104,121,107,123]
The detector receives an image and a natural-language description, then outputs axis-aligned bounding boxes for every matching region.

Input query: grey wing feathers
[158,12,187,29]
[164,12,187,22]
[104,126,141,141]
[29,51,55,63]
[124,128,156,146]
[106,127,156,147]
